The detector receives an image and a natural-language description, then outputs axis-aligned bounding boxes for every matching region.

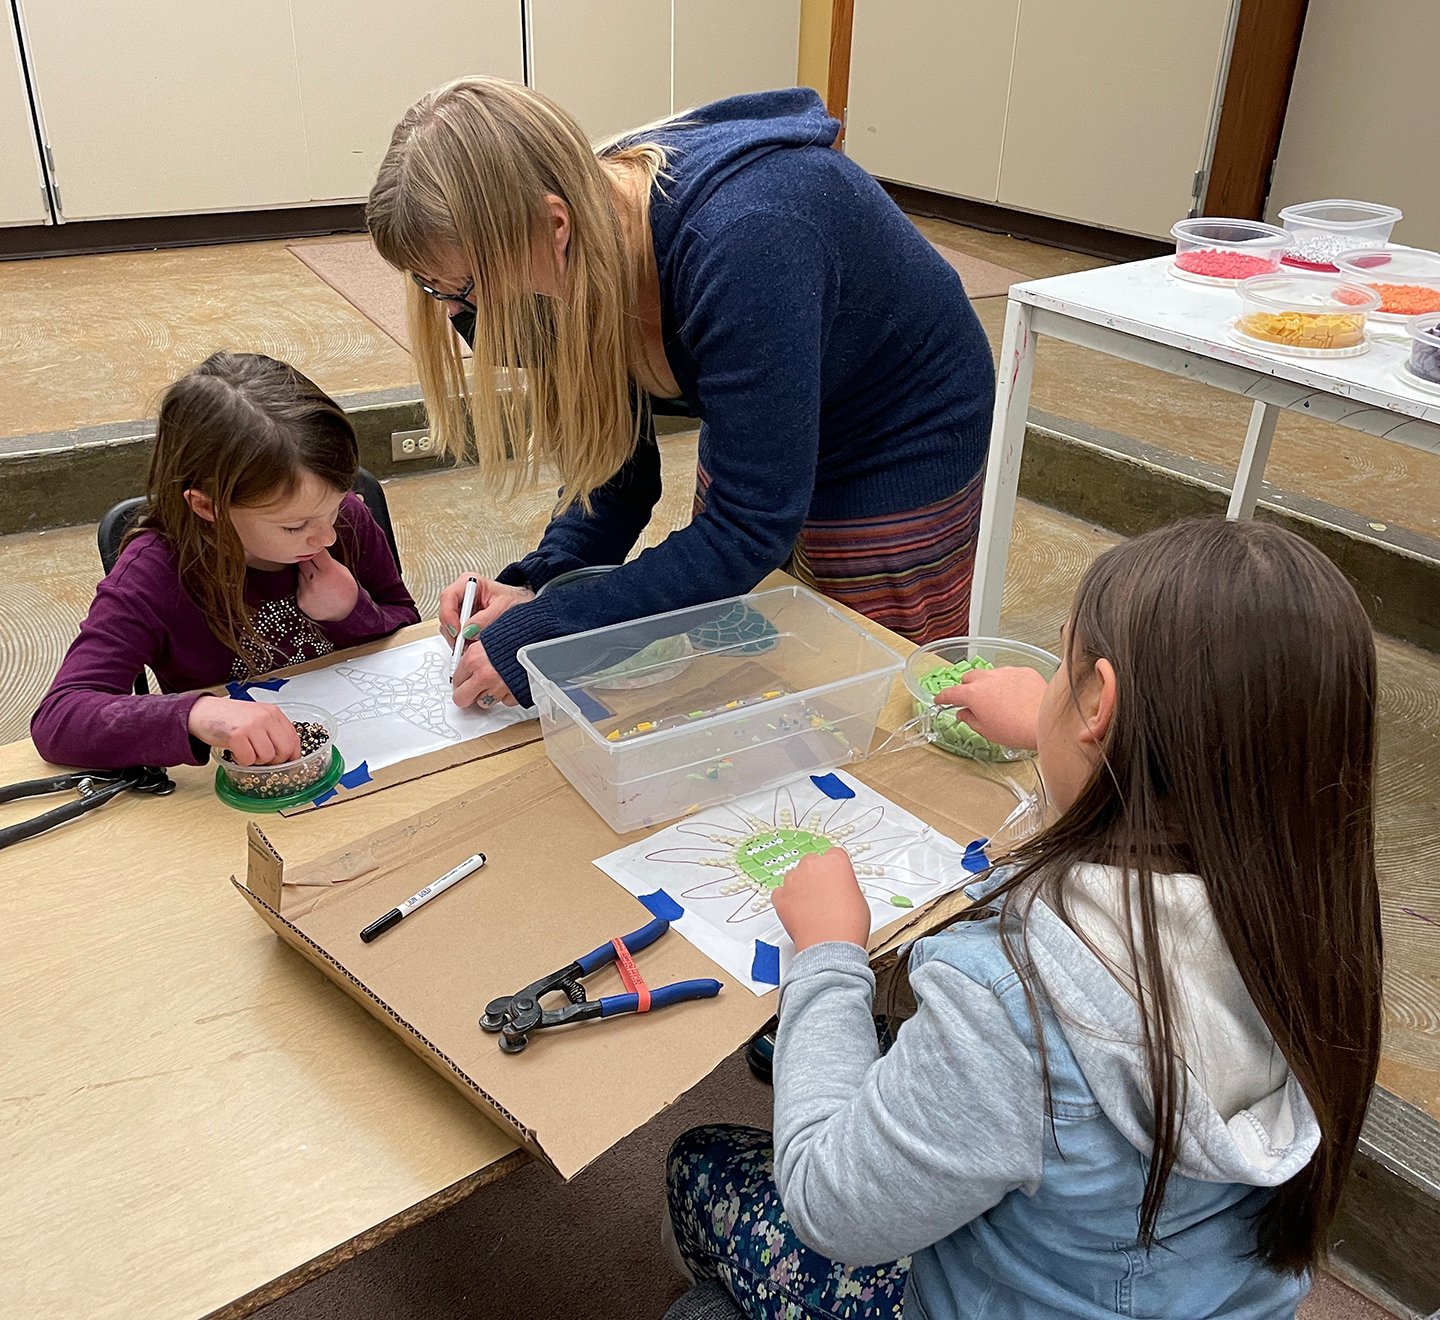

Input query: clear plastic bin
[213,701,341,810]
[1233,273,1379,357]
[1169,218,1289,286]
[518,586,903,832]
[1334,247,1440,321]
[1277,199,1402,270]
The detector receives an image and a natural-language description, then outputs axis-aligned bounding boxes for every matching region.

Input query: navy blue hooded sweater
[481,89,995,705]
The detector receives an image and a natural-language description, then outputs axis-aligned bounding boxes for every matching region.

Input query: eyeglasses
[411,272,476,314]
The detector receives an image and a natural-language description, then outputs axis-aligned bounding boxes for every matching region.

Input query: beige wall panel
[0,12,48,225]
[844,0,1018,203]
[997,0,1232,238]
[19,0,310,220]
[293,1,524,203]
[529,0,672,142]
[1267,0,1440,251]
[673,0,801,111]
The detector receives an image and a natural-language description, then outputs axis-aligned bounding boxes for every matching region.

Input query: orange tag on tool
[611,937,651,1012]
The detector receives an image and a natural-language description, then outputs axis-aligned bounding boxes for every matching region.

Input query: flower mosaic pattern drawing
[595,770,980,993]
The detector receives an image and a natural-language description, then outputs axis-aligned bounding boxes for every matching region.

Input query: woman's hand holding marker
[187,696,303,766]
[296,548,359,622]
[438,573,534,641]
[772,848,871,953]
[935,665,1047,751]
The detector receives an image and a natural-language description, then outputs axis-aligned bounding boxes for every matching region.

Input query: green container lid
[213,747,346,813]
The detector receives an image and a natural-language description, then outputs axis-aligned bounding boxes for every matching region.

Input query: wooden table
[2,592,986,1320]
[969,256,1440,636]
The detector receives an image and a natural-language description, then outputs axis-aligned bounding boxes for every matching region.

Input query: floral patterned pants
[666,1125,910,1319]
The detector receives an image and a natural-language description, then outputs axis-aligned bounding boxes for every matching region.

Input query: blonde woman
[369,80,995,709]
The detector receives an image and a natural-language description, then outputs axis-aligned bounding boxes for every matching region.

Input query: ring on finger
[480,694,497,708]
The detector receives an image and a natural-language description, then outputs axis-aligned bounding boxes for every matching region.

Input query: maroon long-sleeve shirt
[31,494,419,769]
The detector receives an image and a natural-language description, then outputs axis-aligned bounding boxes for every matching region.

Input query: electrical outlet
[391,428,435,461]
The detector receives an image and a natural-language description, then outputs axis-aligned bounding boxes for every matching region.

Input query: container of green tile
[903,637,1060,762]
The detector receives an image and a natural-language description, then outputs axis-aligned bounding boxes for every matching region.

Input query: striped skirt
[695,466,984,645]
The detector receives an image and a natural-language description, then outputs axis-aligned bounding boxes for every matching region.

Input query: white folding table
[969,257,1440,635]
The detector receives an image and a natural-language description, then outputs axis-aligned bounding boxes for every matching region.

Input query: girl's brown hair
[989,518,1381,1275]
[133,352,358,673]
[366,75,670,512]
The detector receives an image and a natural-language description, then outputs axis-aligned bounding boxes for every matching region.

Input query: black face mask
[448,295,557,365]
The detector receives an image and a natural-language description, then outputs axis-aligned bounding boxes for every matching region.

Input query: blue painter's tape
[809,772,855,800]
[962,839,991,873]
[638,888,685,923]
[562,684,612,722]
[225,677,288,702]
[310,787,338,806]
[337,761,372,790]
[751,940,781,986]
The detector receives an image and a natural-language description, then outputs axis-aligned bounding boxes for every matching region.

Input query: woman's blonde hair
[367,76,670,512]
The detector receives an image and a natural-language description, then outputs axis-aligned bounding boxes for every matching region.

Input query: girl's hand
[188,695,303,765]
[438,575,534,642]
[296,548,359,622]
[451,637,520,709]
[772,848,871,953]
[935,666,1048,751]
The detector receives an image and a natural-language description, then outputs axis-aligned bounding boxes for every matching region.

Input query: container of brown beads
[213,701,344,812]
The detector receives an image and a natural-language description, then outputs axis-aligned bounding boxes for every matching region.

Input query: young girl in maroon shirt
[32,352,418,770]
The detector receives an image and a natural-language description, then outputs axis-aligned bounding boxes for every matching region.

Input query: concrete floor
[2,219,1438,539]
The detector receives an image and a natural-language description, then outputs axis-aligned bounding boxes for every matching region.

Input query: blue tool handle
[574,916,671,975]
[598,978,723,1017]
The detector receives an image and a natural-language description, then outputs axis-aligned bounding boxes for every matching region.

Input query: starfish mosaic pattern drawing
[331,649,459,742]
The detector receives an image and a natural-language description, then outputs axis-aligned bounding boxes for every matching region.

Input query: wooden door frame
[825,0,853,136]
[1202,0,1310,217]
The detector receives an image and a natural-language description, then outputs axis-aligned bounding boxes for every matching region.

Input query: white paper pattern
[594,770,975,994]
[248,634,536,774]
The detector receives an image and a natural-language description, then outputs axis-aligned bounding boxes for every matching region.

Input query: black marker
[360,853,486,943]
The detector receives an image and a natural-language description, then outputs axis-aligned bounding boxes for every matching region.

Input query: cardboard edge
[246,823,285,912]
[229,874,547,1173]
[277,720,542,816]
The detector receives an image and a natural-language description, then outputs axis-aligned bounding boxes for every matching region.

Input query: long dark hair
[987,518,1381,1275]
[131,352,358,672]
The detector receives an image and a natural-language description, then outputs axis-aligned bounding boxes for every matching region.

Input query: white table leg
[1227,400,1279,520]
[970,298,1037,636]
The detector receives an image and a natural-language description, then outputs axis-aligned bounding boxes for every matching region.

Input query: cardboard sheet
[233,745,1018,1179]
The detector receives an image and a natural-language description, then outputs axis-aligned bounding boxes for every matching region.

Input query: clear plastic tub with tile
[1399,313,1440,395]
[1334,247,1440,321]
[1169,218,1290,286]
[1231,273,1380,357]
[1277,199,1402,270]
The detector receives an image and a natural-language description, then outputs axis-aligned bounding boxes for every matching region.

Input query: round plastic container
[1233,273,1379,356]
[1169,218,1289,286]
[1401,314,1440,393]
[213,701,342,811]
[903,637,1059,763]
[1277,199,1403,270]
[536,564,622,595]
[1334,247,1440,321]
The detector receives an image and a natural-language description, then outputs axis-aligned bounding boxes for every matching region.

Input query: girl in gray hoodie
[665,518,1383,1319]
